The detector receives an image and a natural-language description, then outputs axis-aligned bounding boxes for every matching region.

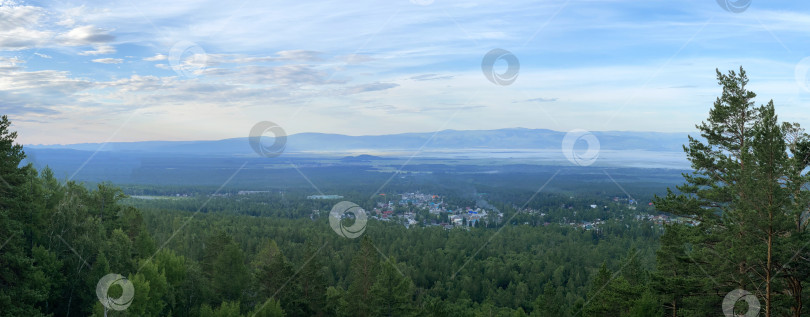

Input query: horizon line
[23,127,697,147]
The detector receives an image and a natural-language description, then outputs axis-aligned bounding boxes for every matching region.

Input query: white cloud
[34,53,51,58]
[79,44,115,55]
[203,64,344,86]
[340,82,399,95]
[0,27,52,50]
[274,50,322,61]
[0,56,24,67]
[0,3,51,50]
[0,2,43,28]
[0,3,116,51]
[199,50,323,66]
[410,74,453,81]
[59,25,115,46]
[91,58,123,64]
[144,53,167,61]
[0,59,96,120]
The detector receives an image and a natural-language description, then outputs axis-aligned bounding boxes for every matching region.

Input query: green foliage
[532,282,563,316]
[213,243,250,302]
[347,236,381,317]
[251,298,285,317]
[654,67,810,316]
[200,301,242,317]
[0,115,47,316]
[626,291,663,317]
[370,258,415,316]
[128,260,168,315]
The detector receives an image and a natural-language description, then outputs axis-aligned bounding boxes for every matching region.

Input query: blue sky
[2,0,810,144]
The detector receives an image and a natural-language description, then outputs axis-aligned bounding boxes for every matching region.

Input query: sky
[3,0,810,145]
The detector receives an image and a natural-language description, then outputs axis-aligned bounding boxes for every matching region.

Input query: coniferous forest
[2,68,810,317]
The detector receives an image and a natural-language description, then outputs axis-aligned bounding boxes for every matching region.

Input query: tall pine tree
[654,67,810,316]
[0,115,47,316]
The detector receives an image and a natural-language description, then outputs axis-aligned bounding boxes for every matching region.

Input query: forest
[2,68,810,316]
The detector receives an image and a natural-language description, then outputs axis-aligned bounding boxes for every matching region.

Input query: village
[364,192,698,231]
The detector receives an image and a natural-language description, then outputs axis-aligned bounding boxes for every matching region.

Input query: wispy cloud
[517,97,558,103]
[91,58,123,64]
[143,53,167,61]
[341,82,399,95]
[340,54,375,64]
[411,74,454,81]
[0,2,115,52]
[79,44,115,56]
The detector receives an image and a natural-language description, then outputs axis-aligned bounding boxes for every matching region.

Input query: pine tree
[254,239,296,314]
[532,282,563,316]
[154,249,188,313]
[199,301,242,317]
[324,286,351,317]
[0,115,46,316]
[129,259,168,315]
[251,298,285,317]
[347,236,380,317]
[202,231,234,278]
[654,67,810,316]
[651,225,704,316]
[295,241,327,316]
[370,258,414,317]
[627,290,663,317]
[582,259,642,317]
[213,243,250,302]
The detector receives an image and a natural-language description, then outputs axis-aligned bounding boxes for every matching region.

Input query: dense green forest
[2,68,810,316]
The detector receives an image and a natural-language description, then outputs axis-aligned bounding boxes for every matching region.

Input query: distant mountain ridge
[27,128,692,156]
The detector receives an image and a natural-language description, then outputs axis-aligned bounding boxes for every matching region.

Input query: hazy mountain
[27,128,691,156]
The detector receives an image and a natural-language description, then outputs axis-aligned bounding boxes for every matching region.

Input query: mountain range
[28,128,692,156]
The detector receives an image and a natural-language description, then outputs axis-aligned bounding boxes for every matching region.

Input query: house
[448,215,463,226]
